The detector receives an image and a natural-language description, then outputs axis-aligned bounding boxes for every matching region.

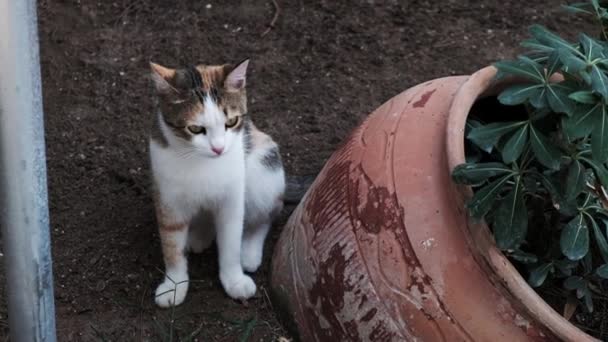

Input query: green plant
[452,0,608,313]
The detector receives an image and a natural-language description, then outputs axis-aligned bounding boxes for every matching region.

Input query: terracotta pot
[271,66,598,341]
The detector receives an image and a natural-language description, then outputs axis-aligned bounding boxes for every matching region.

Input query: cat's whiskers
[175,147,203,160]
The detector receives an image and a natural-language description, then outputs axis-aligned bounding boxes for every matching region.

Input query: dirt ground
[0,0,597,341]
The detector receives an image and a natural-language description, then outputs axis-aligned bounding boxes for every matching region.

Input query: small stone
[95,280,106,292]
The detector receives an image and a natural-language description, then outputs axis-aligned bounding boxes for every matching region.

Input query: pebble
[96,280,106,292]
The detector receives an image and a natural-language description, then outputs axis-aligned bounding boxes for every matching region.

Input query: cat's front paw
[220,272,256,300]
[155,277,189,308]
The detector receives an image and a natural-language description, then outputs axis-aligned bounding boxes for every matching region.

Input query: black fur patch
[209,87,220,102]
[261,145,282,170]
[186,65,206,103]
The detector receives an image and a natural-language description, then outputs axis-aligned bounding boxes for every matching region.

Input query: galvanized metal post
[0,0,57,341]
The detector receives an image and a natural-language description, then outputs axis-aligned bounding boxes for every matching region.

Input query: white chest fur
[149,138,246,222]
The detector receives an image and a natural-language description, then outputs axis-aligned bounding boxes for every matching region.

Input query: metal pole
[0,0,57,341]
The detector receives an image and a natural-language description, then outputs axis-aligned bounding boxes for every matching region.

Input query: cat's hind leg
[187,228,214,253]
[187,210,215,253]
[241,221,271,273]
[242,200,283,273]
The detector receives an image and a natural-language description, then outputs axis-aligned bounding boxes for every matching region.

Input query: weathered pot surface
[271,67,597,341]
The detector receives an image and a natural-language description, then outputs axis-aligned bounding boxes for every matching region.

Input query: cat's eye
[225,116,240,129]
[187,125,206,135]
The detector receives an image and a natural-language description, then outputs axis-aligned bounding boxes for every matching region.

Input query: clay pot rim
[445,66,598,341]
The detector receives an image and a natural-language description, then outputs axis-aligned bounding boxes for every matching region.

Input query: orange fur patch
[249,123,273,149]
[154,192,187,232]
[159,230,185,267]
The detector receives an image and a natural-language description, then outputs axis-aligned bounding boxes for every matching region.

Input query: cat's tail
[284,175,316,205]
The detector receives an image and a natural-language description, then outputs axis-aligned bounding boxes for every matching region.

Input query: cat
[148,59,285,307]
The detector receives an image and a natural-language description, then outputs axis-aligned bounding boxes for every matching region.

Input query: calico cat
[148,59,285,307]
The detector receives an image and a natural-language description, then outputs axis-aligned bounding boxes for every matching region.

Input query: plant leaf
[593,219,608,263]
[583,250,593,274]
[581,156,608,189]
[498,84,544,105]
[560,214,590,261]
[580,33,605,61]
[521,38,554,54]
[564,275,585,290]
[494,59,544,82]
[592,104,608,162]
[529,87,548,108]
[562,4,593,15]
[596,264,608,278]
[546,51,563,76]
[530,25,581,56]
[502,125,529,164]
[509,250,538,264]
[590,65,608,99]
[467,175,513,218]
[546,83,575,115]
[493,177,528,250]
[528,263,553,287]
[555,258,579,276]
[563,103,601,138]
[581,69,593,84]
[558,48,587,73]
[566,160,586,199]
[451,162,513,184]
[519,55,546,79]
[563,295,578,321]
[540,173,578,216]
[529,125,562,170]
[569,90,597,104]
[583,286,594,312]
[530,107,552,121]
[467,121,525,153]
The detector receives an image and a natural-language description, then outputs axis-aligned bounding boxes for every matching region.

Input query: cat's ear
[150,62,178,94]
[224,59,249,91]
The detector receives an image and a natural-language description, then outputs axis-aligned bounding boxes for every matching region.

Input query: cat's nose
[211,146,224,155]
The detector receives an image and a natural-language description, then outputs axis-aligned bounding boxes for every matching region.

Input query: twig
[139,286,148,342]
[588,181,608,209]
[261,0,280,37]
[114,0,146,27]
[261,286,275,313]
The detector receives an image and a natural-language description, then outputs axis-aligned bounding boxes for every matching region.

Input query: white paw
[241,246,263,273]
[155,277,189,308]
[220,273,256,300]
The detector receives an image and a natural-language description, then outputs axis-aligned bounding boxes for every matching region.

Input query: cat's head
[149,59,249,157]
